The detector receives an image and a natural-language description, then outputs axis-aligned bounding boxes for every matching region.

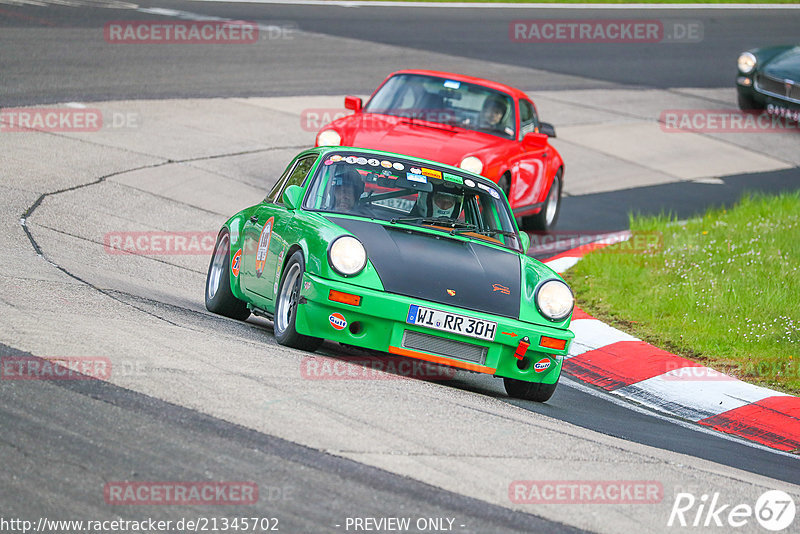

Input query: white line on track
[561,376,800,460]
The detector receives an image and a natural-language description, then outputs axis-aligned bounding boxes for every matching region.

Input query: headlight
[317,129,342,146]
[459,156,483,175]
[738,52,757,74]
[535,279,574,322]
[328,236,367,277]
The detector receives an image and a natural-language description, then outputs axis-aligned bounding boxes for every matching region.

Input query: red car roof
[379,69,529,101]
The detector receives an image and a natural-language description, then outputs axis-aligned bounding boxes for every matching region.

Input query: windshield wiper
[449,226,517,238]
[390,217,469,227]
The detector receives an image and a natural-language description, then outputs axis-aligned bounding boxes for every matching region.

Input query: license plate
[406,305,497,342]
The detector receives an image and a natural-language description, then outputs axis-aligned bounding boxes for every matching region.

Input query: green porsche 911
[205,147,574,401]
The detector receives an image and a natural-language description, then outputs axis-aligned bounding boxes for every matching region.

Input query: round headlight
[329,236,367,277]
[317,129,342,146]
[459,156,483,175]
[535,279,574,322]
[737,52,757,74]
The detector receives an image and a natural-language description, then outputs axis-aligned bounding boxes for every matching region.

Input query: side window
[518,100,538,140]
[269,156,317,204]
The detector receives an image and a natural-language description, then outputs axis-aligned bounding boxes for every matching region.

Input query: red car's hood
[334,113,508,166]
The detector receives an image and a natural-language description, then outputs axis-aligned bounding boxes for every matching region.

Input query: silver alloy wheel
[276,262,302,334]
[207,233,229,301]
[545,175,560,227]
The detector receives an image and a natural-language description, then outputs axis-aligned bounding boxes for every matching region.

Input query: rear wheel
[205,229,250,320]
[523,169,562,232]
[503,377,558,402]
[274,251,323,352]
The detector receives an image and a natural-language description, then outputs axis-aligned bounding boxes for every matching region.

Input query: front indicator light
[540,336,567,351]
[329,290,362,306]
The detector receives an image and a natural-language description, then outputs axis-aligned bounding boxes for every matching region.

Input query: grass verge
[564,191,800,395]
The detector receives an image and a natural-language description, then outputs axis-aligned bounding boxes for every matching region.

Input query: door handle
[541,152,549,158]
[249,215,259,223]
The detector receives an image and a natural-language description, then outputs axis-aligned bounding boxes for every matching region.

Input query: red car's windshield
[364,74,516,140]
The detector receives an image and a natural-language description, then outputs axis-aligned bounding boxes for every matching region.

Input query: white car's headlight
[329,236,367,277]
[535,279,574,321]
[317,129,342,146]
[738,52,757,74]
[459,156,483,175]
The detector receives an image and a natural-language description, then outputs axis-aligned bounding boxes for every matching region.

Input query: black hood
[330,218,521,319]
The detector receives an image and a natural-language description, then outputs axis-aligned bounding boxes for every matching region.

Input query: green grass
[564,191,800,395]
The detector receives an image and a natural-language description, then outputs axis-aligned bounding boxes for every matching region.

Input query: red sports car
[315,69,564,231]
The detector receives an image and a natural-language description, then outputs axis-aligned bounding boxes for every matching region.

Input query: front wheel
[522,169,562,232]
[737,89,762,113]
[274,251,323,352]
[205,229,250,320]
[503,377,558,402]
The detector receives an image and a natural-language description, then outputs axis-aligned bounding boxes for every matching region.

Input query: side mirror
[539,122,556,138]
[522,132,549,150]
[519,231,530,253]
[282,185,304,210]
[344,96,363,112]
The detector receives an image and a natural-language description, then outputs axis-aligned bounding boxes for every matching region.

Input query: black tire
[497,173,512,202]
[503,377,558,402]
[522,169,562,232]
[274,251,323,352]
[205,229,250,320]
[737,89,763,113]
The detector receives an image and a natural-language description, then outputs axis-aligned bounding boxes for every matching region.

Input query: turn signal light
[540,336,566,351]
[328,290,362,306]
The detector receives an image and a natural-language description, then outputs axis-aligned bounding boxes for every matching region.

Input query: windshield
[303,152,522,251]
[364,74,516,140]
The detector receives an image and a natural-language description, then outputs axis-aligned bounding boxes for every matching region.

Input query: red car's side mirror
[344,96,363,112]
[522,132,549,150]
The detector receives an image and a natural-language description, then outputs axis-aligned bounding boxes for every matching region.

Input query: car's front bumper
[295,272,574,384]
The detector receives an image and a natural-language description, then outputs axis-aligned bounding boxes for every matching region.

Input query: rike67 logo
[668,490,796,531]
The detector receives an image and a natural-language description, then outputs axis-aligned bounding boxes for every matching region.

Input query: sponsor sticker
[489,189,500,199]
[407,173,428,184]
[446,289,456,296]
[330,154,343,162]
[345,156,358,164]
[410,167,422,174]
[329,313,347,330]
[534,358,551,373]
[367,158,379,166]
[381,160,392,168]
[464,179,476,188]
[443,172,464,184]
[324,158,333,165]
[231,249,242,277]
[356,157,367,165]
[255,217,273,278]
[421,168,442,179]
[492,284,510,295]
[443,80,461,89]
[392,162,405,171]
